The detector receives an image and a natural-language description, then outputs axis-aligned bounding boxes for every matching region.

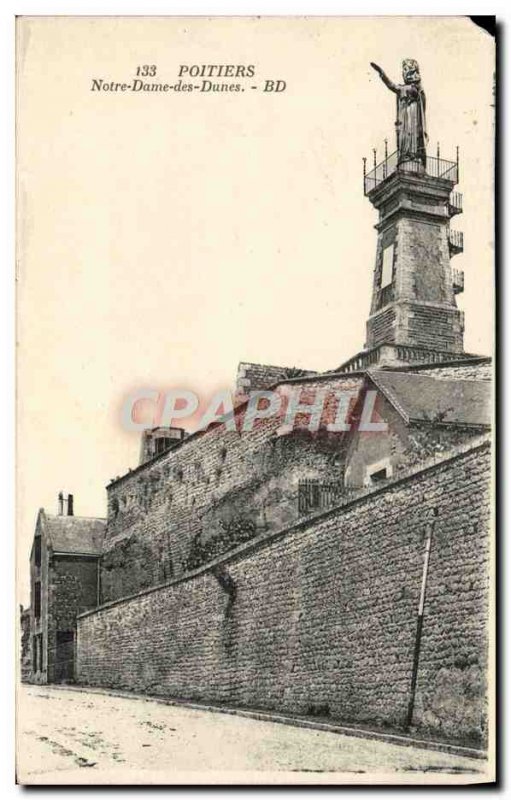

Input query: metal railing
[452,268,465,294]
[448,229,464,255]
[298,479,345,514]
[449,191,463,215]
[364,150,459,195]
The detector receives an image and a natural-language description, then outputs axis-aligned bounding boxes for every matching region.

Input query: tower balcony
[448,229,464,256]
[448,191,463,216]
[363,149,459,196]
[452,268,465,294]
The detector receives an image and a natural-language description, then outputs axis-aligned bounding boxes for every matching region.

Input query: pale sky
[17,16,494,604]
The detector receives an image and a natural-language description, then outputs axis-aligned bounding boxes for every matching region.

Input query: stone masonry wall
[101,375,364,603]
[406,304,464,353]
[398,218,452,306]
[78,442,491,746]
[235,362,317,398]
[47,556,99,683]
[20,608,31,681]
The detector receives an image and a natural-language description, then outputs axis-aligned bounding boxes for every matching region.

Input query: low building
[344,368,492,488]
[28,495,105,683]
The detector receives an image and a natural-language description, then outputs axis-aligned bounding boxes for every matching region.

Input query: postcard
[16,15,495,785]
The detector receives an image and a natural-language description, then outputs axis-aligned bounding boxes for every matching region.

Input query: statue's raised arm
[370,62,398,94]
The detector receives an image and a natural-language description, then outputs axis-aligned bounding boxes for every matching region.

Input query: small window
[365,458,393,487]
[57,630,74,644]
[369,468,389,483]
[34,581,41,620]
[34,536,41,568]
[380,243,395,288]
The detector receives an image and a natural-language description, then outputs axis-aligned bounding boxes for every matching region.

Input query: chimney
[58,492,64,516]
[67,494,74,516]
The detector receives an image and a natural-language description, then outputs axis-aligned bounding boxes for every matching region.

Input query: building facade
[27,499,105,684]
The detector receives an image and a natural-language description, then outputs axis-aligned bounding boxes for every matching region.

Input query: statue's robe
[396,83,427,166]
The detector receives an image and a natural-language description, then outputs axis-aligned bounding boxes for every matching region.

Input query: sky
[16,16,494,604]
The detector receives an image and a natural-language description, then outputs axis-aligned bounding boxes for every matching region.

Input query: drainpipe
[406,508,438,730]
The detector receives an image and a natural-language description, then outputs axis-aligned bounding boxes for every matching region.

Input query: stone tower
[364,147,465,359]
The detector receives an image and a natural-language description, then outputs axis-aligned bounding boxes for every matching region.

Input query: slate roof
[44,514,106,555]
[368,370,492,428]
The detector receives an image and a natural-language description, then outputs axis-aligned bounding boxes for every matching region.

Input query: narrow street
[17,685,487,784]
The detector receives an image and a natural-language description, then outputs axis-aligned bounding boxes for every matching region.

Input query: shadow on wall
[187,469,319,571]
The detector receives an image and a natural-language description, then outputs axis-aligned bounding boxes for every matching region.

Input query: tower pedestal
[363,155,464,359]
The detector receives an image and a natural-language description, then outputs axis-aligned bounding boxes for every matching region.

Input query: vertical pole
[384,138,388,178]
[406,510,437,730]
[373,148,377,170]
[96,557,101,606]
[73,627,77,683]
[436,141,440,159]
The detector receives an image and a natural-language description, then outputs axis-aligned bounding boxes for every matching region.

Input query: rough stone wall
[101,375,364,603]
[235,362,317,399]
[78,442,490,746]
[46,556,100,683]
[397,218,452,306]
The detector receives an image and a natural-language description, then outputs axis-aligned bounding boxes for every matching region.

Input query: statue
[370,59,428,167]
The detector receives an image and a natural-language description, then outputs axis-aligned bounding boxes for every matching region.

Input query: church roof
[368,370,492,428]
[44,514,106,555]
